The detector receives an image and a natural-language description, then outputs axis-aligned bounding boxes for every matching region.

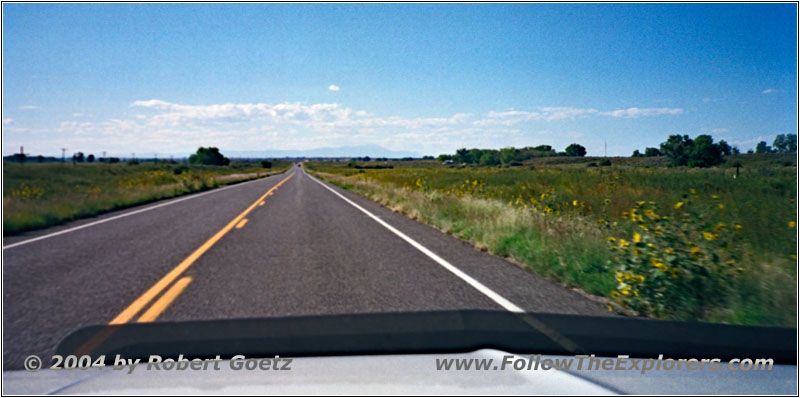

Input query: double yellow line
[109,172,294,325]
[75,172,294,356]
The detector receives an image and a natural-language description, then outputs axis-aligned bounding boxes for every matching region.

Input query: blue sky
[2,3,797,157]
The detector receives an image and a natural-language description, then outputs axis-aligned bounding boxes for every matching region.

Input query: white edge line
[3,173,281,250]
[305,170,525,313]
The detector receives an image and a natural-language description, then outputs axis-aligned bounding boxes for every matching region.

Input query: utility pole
[61,148,67,163]
[604,140,607,158]
[102,151,106,162]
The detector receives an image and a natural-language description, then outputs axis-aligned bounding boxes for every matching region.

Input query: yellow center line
[137,277,193,323]
[108,172,294,325]
[235,219,249,229]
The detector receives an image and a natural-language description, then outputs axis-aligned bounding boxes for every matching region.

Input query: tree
[499,147,519,164]
[72,152,85,163]
[454,148,469,163]
[688,135,723,168]
[479,151,500,166]
[732,146,740,155]
[773,134,797,153]
[787,134,798,152]
[755,141,772,154]
[644,147,662,157]
[632,150,643,158]
[660,134,725,167]
[717,140,732,156]
[564,143,587,157]
[188,147,230,166]
[87,154,95,163]
[660,135,693,166]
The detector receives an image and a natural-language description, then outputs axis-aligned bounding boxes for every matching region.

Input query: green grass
[3,160,290,235]
[307,154,797,326]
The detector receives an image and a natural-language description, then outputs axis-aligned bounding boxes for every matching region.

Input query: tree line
[437,144,587,166]
[632,133,796,167]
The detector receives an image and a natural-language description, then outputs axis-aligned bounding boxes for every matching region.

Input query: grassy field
[3,160,291,235]
[308,154,797,326]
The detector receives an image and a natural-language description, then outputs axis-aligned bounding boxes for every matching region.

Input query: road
[3,164,610,369]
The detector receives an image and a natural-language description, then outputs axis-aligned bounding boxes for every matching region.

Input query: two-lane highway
[3,164,610,369]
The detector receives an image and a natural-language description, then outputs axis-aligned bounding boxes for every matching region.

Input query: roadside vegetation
[307,142,797,327]
[3,149,290,235]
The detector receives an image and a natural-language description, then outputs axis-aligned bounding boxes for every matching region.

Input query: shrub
[600,159,612,166]
[260,160,273,168]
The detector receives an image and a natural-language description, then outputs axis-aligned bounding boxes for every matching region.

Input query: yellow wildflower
[703,232,718,241]
[690,188,697,195]
[670,268,681,278]
[608,236,617,243]
[789,221,796,228]
[674,202,684,209]
[713,223,727,232]
[636,201,645,207]
[572,200,578,206]
[618,239,629,248]
[633,232,642,243]
[690,247,703,258]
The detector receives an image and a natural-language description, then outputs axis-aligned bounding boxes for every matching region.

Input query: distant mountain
[224,144,422,159]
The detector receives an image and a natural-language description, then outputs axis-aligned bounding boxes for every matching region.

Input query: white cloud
[130,99,471,131]
[762,88,779,94]
[18,99,690,156]
[474,107,597,126]
[328,85,340,92]
[711,128,729,133]
[19,105,38,110]
[600,107,683,118]
[474,106,682,126]
[3,118,13,124]
[58,121,94,130]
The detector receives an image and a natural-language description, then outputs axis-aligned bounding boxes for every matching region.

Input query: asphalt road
[3,164,610,369]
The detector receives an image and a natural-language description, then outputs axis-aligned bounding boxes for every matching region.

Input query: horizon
[2,3,797,157]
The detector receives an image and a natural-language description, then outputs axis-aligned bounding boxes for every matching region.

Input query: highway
[2,164,610,369]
